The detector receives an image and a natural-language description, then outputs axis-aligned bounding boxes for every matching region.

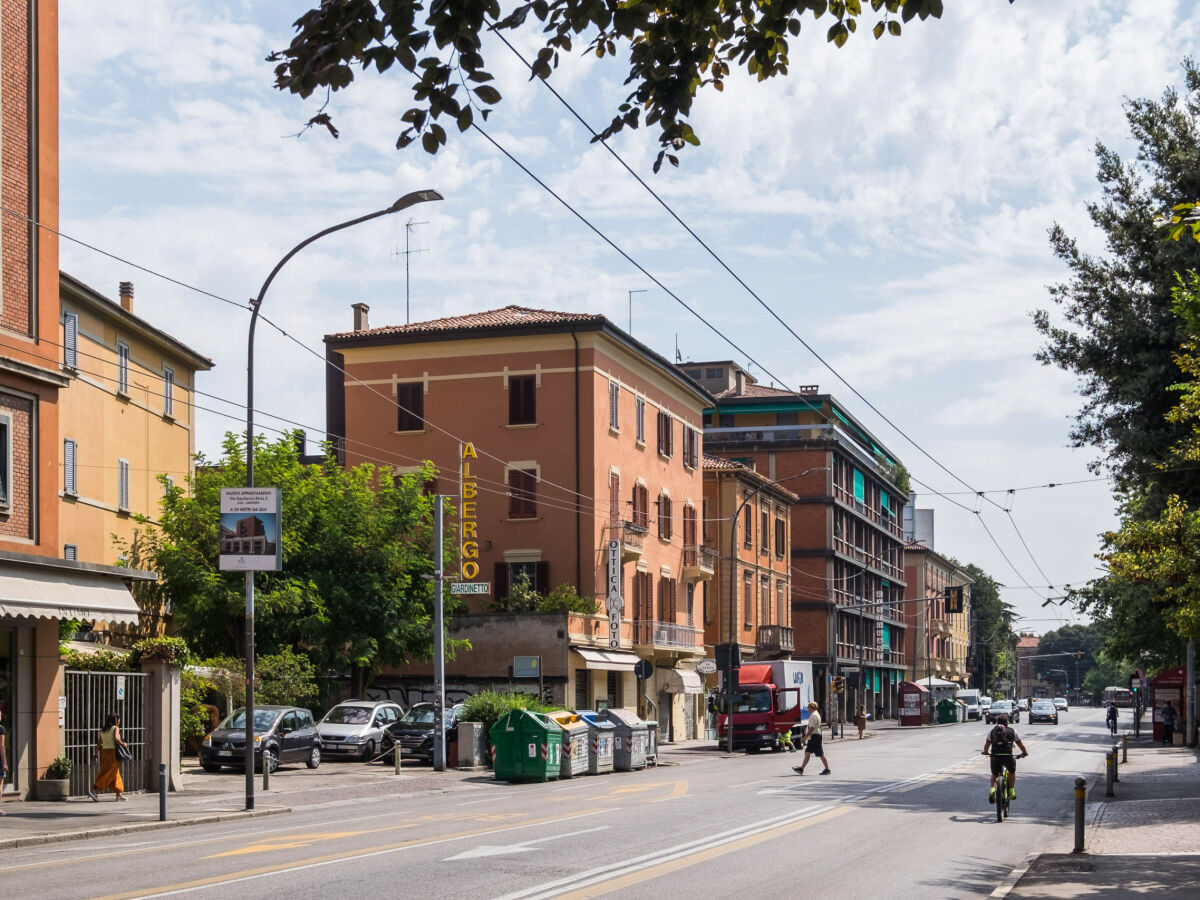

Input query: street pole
[924,595,932,722]
[242,190,442,811]
[433,495,446,772]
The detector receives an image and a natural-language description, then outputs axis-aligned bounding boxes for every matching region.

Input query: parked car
[986,699,1018,724]
[383,702,464,763]
[1017,698,1030,712]
[1052,697,1069,712]
[1028,699,1059,724]
[201,705,321,773]
[318,700,404,761]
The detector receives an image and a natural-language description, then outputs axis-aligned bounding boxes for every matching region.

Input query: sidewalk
[1005,733,1200,898]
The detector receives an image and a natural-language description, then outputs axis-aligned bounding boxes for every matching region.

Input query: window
[705,367,725,379]
[682,426,699,468]
[775,518,786,557]
[743,497,753,547]
[609,472,620,524]
[117,342,130,395]
[492,559,549,598]
[853,468,864,503]
[163,366,175,417]
[776,580,787,626]
[632,483,649,529]
[118,458,130,510]
[718,413,734,428]
[606,670,623,709]
[743,571,753,629]
[635,397,645,443]
[396,382,424,431]
[657,493,672,540]
[760,508,770,554]
[656,410,673,457]
[608,381,619,430]
[509,374,536,425]
[164,475,174,497]
[63,438,77,496]
[64,544,78,561]
[0,413,9,508]
[63,312,78,369]
[760,575,771,624]
[507,468,537,518]
[682,505,697,547]
[687,582,695,626]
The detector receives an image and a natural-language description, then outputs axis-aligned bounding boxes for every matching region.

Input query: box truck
[716,660,815,753]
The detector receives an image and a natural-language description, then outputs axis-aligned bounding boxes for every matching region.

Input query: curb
[0,805,291,851]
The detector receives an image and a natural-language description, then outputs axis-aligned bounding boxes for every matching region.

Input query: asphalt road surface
[1,707,1123,900]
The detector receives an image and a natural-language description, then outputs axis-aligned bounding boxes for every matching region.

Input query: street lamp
[724,466,829,753]
[241,190,443,810]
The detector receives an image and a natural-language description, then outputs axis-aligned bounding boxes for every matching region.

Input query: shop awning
[662,668,703,694]
[0,566,141,625]
[573,648,639,672]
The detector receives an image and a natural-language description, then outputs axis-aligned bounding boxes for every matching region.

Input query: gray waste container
[644,720,659,766]
[602,708,648,771]
[575,710,615,775]
[548,711,589,779]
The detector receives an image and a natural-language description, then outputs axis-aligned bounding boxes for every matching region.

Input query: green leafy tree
[151,432,464,695]
[1082,650,1132,704]
[1033,623,1107,692]
[958,563,1012,691]
[268,0,950,172]
[254,649,320,707]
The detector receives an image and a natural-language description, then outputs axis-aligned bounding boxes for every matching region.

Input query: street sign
[634,660,653,680]
[450,581,490,595]
[514,656,541,678]
[696,659,717,675]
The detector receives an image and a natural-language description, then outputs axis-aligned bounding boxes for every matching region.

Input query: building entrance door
[0,629,13,795]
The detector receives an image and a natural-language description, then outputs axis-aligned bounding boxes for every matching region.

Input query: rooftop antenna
[628,288,646,334]
[675,334,681,363]
[392,218,429,324]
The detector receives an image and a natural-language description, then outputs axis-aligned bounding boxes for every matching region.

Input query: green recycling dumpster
[602,708,648,770]
[575,710,615,775]
[548,711,589,779]
[490,709,562,782]
[936,699,957,724]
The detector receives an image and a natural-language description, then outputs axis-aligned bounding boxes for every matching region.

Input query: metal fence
[64,670,150,796]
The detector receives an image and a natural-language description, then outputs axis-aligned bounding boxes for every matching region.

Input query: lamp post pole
[242,190,443,811]
[724,466,829,754]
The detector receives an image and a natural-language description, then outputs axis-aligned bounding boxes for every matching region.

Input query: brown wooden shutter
[494,563,509,600]
[535,560,550,594]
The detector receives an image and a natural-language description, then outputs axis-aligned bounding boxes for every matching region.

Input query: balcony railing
[833,486,904,538]
[633,619,701,650]
[610,520,647,561]
[682,545,718,581]
[756,624,794,654]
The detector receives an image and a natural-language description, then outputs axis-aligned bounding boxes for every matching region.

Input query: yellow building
[58,274,212,633]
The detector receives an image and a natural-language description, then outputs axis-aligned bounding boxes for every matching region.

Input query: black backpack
[990,725,1015,754]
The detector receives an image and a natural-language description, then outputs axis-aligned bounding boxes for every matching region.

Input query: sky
[56,1,1200,636]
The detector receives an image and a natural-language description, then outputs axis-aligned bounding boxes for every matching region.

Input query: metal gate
[64,670,150,796]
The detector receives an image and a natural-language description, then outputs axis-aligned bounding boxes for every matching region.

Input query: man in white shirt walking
[792,702,831,775]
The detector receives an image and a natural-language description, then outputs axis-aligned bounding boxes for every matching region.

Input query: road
[0,707,1121,899]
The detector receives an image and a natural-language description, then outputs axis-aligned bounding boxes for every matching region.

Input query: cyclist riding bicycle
[1106,702,1119,733]
[981,714,1028,803]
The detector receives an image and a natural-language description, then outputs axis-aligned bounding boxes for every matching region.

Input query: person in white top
[792,702,831,775]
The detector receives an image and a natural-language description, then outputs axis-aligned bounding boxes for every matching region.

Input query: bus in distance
[1102,686,1133,708]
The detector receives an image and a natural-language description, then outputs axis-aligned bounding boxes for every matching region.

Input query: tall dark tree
[959,562,1012,691]
[1033,58,1200,511]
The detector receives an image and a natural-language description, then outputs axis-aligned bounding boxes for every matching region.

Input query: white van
[956,688,982,720]
[980,695,993,717]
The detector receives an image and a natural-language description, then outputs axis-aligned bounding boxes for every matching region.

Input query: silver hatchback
[318,700,404,761]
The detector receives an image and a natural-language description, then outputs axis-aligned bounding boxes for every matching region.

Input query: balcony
[756,624,794,656]
[682,545,717,581]
[633,619,702,652]
[610,521,648,562]
[930,618,951,635]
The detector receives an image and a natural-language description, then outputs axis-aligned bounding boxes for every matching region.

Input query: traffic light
[831,675,846,694]
[944,585,964,614]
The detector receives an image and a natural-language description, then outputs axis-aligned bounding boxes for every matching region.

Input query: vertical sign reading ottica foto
[606,539,623,649]
[218,487,282,571]
[459,442,479,580]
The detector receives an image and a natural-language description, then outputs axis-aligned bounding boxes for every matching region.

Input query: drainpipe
[571,327,581,593]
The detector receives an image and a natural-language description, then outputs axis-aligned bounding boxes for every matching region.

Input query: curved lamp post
[724,466,830,753]
[242,190,443,810]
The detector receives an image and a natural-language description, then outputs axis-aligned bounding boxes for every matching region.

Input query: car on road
[980,695,993,718]
[1052,697,1069,712]
[383,702,465,764]
[201,705,322,773]
[1017,698,1030,712]
[318,700,404,762]
[986,699,1018,724]
[1028,699,1059,724]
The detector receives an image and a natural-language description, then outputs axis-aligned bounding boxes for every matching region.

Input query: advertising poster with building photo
[218,487,281,571]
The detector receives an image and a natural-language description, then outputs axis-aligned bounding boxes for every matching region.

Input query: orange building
[324,305,715,739]
[0,0,153,799]
[903,542,972,688]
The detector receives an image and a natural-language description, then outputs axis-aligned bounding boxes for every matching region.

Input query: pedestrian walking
[792,702,831,776]
[855,705,867,739]
[90,713,128,801]
[1160,701,1177,747]
[0,709,8,815]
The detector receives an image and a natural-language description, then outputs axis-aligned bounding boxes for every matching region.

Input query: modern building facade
[903,542,973,688]
[684,362,909,724]
[324,305,716,740]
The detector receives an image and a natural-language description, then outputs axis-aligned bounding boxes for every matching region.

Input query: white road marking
[444,826,610,860]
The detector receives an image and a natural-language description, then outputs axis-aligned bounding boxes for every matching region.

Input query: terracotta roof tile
[327,305,605,341]
[703,454,744,471]
[712,383,810,400]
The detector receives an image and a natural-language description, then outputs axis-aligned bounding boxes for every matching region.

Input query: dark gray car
[200,705,322,773]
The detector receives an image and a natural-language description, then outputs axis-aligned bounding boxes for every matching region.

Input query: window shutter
[64,313,78,368]
[535,560,549,594]
[64,440,77,494]
[494,562,509,600]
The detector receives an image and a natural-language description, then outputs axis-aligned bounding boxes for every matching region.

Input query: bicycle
[1108,714,1118,736]
[995,768,1010,821]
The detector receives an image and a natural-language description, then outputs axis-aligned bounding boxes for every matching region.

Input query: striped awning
[0,566,141,625]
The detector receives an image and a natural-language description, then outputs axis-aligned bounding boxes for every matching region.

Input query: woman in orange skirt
[89,713,128,801]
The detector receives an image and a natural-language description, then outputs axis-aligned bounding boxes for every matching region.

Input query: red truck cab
[717,661,814,753]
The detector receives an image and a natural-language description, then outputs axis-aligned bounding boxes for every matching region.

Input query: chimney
[118,281,134,313]
[352,302,370,331]
[734,369,745,395]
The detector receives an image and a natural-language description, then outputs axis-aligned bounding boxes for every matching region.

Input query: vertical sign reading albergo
[459,442,479,580]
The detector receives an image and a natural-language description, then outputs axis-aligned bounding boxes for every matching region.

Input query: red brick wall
[1,0,33,334]
[791,607,828,656]
[0,390,33,539]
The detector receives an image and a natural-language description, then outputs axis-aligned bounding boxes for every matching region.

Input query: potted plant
[38,755,73,801]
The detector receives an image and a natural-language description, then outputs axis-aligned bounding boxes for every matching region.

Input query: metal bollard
[395,743,401,775]
[159,763,167,822]
[1122,734,1128,763]
[1073,776,1086,853]
[263,758,269,791]
[1105,750,1115,797]
[1111,744,1119,782]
